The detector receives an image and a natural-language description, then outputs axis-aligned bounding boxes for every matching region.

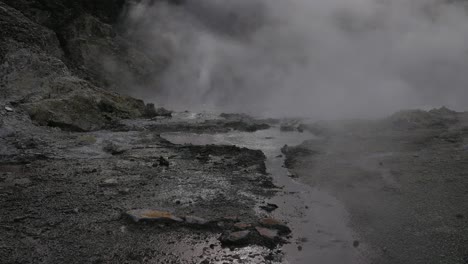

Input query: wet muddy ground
[0,110,313,263]
[283,110,468,264]
[1,108,468,264]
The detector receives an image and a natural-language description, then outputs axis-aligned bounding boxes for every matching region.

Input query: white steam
[122,0,468,118]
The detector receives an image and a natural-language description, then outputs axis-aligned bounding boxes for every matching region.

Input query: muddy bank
[162,128,365,264]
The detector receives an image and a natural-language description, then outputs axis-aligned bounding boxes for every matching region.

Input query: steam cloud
[122,0,468,119]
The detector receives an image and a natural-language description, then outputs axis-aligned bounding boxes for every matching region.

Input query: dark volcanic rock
[144,103,173,118]
[260,203,279,213]
[23,86,146,131]
[157,156,170,167]
[255,226,279,240]
[0,1,66,102]
[184,216,209,226]
[0,1,163,131]
[386,107,459,129]
[103,141,127,155]
[2,0,126,28]
[259,218,291,235]
[220,230,252,245]
[61,13,166,90]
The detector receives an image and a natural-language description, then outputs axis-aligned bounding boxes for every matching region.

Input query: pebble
[13,178,32,186]
[100,178,118,187]
[5,106,13,112]
[119,188,130,195]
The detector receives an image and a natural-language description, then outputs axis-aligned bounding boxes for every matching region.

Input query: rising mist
[120,0,468,119]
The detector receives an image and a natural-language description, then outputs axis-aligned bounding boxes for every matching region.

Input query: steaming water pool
[162,128,363,264]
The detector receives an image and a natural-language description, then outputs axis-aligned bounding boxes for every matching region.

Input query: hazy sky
[123,0,468,118]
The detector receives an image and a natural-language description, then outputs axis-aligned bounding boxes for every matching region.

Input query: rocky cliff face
[0,0,171,131]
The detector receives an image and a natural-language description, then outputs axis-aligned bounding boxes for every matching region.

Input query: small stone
[255,226,278,240]
[13,178,31,186]
[158,156,170,167]
[353,240,360,247]
[119,188,130,194]
[155,107,173,117]
[103,141,126,155]
[233,222,252,230]
[4,106,13,112]
[298,245,303,251]
[184,216,209,225]
[222,216,240,222]
[220,230,251,245]
[100,178,118,187]
[259,218,291,235]
[144,103,158,118]
[125,209,183,223]
[260,203,278,212]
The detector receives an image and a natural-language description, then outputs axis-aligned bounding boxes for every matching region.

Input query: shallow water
[162,128,364,264]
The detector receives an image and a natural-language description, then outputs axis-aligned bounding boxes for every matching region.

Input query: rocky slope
[0,0,174,131]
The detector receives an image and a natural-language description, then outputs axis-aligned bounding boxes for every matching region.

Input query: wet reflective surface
[162,128,364,264]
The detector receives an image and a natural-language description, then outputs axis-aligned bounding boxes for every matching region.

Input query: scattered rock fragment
[155,107,173,117]
[103,141,126,155]
[233,222,252,230]
[145,104,173,118]
[100,178,118,187]
[184,216,209,226]
[353,240,360,248]
[119,188,130,195]
[5,106,13,112]
[144,103,158,118]
[220,230,251,245]
[260,203,278,213]
[13,178,32,186]
[125,209,183,223]
[255,226,279,240]
[157,156,170,167]
[259,218,291,235]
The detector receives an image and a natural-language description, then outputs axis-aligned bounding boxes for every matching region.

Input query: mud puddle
[162,128,363,264]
